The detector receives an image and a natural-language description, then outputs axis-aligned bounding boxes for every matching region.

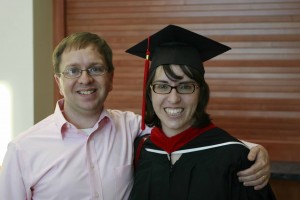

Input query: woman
[126,25,276,200]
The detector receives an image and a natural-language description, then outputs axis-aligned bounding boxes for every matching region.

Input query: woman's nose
[167,88,181,103]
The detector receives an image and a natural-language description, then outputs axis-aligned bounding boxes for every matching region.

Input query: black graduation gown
[130,127,276,200]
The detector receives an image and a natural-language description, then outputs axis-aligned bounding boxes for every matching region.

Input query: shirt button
[94,192,99,198]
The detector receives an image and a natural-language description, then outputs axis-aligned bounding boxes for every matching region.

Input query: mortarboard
[125,24,231,129]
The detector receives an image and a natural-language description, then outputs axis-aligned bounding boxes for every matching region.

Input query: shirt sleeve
[0,142,30,199]
[139,126,152,136]
[239,140,258,149]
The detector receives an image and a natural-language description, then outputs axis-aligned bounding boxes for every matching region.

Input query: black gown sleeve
[231,150,277,200]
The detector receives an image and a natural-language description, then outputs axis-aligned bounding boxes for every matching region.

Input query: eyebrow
[152,80,169,84]
[88,62,104,66]
[152,80,195,84]
[65,62,104,68]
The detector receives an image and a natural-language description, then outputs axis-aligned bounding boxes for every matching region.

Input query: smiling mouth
[164,108,183,116]
[77,89,96,95]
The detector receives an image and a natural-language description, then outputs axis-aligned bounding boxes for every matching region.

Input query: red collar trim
[150,123,216,154]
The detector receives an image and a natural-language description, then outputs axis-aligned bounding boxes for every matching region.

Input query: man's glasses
[151,83,199,94]
[57,66,107,79]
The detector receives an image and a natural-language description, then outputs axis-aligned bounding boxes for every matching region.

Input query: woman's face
[151,65,200,137]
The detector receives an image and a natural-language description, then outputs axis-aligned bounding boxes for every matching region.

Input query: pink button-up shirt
[0,100,143,200]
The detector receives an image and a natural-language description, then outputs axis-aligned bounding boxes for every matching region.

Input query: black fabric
[130,127,276,200]
[125,24,231,73]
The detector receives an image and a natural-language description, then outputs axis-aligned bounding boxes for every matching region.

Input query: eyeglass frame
[150,83,199,94]
[56,65,107,79]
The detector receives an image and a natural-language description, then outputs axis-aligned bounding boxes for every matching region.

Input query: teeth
[165,108,183,115]
[78,90,94,95]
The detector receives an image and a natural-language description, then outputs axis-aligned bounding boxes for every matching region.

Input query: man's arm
[238,142,270,190]
[0,143,29,199]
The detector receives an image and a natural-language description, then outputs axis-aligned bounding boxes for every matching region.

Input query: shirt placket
[87,135,103,200]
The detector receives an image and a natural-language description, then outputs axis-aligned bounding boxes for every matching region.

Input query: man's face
[54,45,113,117]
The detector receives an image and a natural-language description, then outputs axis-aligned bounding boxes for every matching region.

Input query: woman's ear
[108,72,114,92]
[147,93,152,102]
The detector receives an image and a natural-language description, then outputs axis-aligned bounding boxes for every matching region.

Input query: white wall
[0,0,53,164]
[0,0,34,134]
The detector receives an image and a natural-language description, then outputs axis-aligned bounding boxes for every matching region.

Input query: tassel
[141,37,150,130]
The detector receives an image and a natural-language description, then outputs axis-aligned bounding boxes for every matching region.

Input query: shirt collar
[54,99,68,136]
[54,99,113,139]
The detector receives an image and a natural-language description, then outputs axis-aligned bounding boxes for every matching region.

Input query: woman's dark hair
[145,64,211,128]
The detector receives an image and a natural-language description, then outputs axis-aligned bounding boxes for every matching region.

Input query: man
[0,32,270,200]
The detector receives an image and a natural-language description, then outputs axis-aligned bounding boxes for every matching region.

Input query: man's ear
[54,74,64,96]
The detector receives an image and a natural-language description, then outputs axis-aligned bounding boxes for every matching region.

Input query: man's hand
[237,144,270,190]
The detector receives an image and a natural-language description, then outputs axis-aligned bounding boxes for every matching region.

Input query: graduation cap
[125,24,231,129]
